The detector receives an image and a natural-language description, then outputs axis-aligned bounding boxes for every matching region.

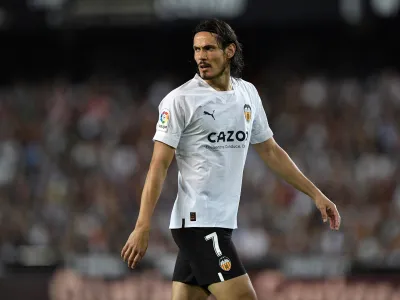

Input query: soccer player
[121,19,341,300]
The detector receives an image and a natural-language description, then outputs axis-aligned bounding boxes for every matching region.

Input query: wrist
[310,188,323,202]
[135,221,151,232]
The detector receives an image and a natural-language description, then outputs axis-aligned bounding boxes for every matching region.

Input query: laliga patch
[157,109,170,132]
[219,256,232,271]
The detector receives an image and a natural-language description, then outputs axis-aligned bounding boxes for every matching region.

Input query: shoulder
[159,76,210,107]
[233,78,259,95]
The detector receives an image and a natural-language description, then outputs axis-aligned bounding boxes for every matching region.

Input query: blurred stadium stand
[0,0,400,299]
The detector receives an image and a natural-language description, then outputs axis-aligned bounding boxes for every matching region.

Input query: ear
[225,43,236,59]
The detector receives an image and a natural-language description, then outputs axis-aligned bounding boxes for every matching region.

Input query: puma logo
[204,110,215,120]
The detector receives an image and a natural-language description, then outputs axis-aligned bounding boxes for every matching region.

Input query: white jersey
[153,74,273,229]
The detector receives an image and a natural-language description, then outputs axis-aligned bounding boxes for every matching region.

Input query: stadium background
[0,0,400,299]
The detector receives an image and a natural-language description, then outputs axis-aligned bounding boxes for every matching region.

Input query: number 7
[205,232,222,257]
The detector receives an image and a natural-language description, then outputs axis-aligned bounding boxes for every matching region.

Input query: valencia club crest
[244,104,251,122]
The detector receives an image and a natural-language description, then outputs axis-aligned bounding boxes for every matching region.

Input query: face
[193,32,235,80]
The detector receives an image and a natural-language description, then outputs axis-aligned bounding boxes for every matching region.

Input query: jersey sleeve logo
[244,104,252,122]
[157,109,170,132]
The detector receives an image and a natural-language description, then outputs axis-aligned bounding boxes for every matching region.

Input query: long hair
[193,19,244,78]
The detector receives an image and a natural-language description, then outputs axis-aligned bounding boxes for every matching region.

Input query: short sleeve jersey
[153,74,273,229]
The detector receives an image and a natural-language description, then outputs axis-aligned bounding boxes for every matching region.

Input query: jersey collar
[194,74,235,94]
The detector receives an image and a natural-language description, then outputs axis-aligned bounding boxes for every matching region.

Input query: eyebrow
[193,44,217,50]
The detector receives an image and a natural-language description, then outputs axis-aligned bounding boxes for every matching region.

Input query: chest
[188,93,254,134]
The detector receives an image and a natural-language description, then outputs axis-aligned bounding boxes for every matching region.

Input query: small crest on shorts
[244,104,252,122]
[219,256,232,271]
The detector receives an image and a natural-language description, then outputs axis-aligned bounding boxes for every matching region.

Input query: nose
[197,49,207,60]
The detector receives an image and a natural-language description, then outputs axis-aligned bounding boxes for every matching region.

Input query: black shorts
[171,227,246,290]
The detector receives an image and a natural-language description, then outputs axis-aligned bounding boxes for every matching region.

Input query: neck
[205,68,232,91]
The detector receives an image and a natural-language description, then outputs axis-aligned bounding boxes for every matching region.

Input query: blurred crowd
[0,67,399,269]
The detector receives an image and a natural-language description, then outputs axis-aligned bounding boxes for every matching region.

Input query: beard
[198,61,229,80]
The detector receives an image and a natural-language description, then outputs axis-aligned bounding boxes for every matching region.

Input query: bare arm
[253,137,320,199]
[121,140,175,268]
[253,137,340,229]
[135,141,175,231]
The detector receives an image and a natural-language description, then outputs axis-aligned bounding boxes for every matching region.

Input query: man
[121,19,341,300]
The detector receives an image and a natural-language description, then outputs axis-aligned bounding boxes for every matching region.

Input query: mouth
[199,64,211,71]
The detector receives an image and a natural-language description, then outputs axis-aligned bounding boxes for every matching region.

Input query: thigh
[172,281,209,300]
[172,249,200,286]
[172,227,247,288]
[208,274,257,300]
[172,248,211,297]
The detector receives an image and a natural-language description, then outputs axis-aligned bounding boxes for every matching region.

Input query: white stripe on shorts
[218,272,225,282]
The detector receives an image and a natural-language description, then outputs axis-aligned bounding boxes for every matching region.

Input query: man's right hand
[121,228,150,269]
[120,142,174,269]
